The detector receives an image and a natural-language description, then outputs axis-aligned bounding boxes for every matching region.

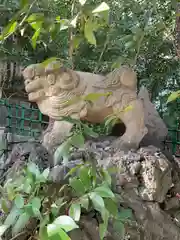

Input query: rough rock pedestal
[1,135,180,240]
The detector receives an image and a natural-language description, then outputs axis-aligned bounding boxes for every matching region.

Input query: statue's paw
[112,138,138,152]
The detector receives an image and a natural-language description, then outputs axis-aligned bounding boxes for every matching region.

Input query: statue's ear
[120,66,137,89]
[58,68,80,90]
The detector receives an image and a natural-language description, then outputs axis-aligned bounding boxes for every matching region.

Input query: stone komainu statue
[22,61,148,152]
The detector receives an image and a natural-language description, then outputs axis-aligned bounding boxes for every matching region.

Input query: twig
[93,33,109,73]
[9,231,27,240]
[133,32,145,69]
[68,0,76,69]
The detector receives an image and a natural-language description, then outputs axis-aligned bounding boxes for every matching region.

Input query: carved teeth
[28,90,45,101]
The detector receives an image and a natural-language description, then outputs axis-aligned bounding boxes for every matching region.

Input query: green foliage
[0,160,131,239]
[167,90,180,103]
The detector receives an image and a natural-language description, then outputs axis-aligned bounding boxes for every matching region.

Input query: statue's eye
[25,79,31,85]
[112,79,118,84]
[61,73,71,83]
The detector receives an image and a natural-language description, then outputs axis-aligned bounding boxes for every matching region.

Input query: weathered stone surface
[22,62,148,152]
[1,132,180,240]
[138,86,168,141]
[139,151,172,202]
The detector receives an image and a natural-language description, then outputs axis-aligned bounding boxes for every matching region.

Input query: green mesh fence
[0,98,179,157]
[161,99,180,158]
[0,99,48,138]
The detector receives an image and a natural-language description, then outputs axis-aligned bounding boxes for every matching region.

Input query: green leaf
[101,208,110,222]
[69,203,81,221]
[29,21,43,31]
[100,169,112,185]
[79,195,89,210]
[104,198,118,217]
[39,215,50,237]
[79,166,91,190]
[41,57,60,67]
[49,234,62,240]
[94,185,114,198]
[89,192,105,212]
[65,164,82,178]
[54,139,71,165]
[6,184,16,201]
[14,194,24,209]
[125,41,135,49]
[72,35,83,49]
[58,228,71,239]
[47,215,79,235]
[24,204,34,216]
[0,21,17,40]
[27,162,41,178]
[79,0,86,5]
[23,178,32,194]
[82,124,99,138]
[0,225,8,237]
[47,225,71,239]
[91,165,97,188]
[69,177,86,195]
[51,203,60,218]
[92,2,110,13]
[99,208,109,239]
[167,90,180,103]
[117,208,133,221]
[83,92,111,102]
[30,197,42,218]
[123,105,133,113]
[53,215,79,232]
[70,134,85,148]
[31,28,41,49]
[104,115,119,127]
[1,198,9,213]
[84,20,96,45]
[56,16,61,22]
[32,208,41,219]
[113,220,125,237]
[4,206,22,227]
[42,168,50,179]
[26,13,44,23]
[20,0,28,7]
[31,197,41,210]
[99,221,108,240]
[39,226,49,240]
[12,212,30,235]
